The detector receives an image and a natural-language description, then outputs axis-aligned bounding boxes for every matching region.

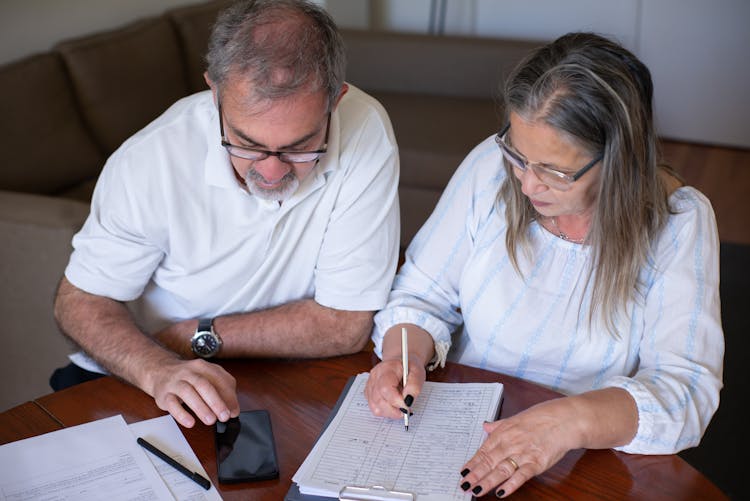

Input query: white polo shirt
[66,85,400,370]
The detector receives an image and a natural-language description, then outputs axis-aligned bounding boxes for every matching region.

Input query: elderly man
[52,0,399,428]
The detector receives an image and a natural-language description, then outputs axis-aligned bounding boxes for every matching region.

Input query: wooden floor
[661,139,750,245]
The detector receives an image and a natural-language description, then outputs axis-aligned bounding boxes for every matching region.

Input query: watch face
[193,332,220,357]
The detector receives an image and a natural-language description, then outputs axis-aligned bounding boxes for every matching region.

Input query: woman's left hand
[458,397,581,498]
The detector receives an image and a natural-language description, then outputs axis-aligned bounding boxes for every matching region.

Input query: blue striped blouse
[373,135,724,455]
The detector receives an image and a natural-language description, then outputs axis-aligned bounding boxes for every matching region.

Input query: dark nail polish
[460,468,470,477]
[495,489,505,498]
[409,411,414,416]
[460,481,470,491]
[404,394,414,406]
[472,486,482,495]
[400,407,408,414]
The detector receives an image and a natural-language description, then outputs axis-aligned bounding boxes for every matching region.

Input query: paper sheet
[130,415,222,501]
[0,414,223,501]
[292,373,503,501]
[0,415,174,501]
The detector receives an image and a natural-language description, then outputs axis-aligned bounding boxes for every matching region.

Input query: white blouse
[373,135,723,455]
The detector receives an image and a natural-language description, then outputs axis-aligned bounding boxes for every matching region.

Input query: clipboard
[286,377,413,500]
[339,485,414,500]
[284,375,503,501]
[284,376,356,501]
[286,483,414,501]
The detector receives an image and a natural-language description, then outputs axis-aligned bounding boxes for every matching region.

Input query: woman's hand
[458,388,637,497]
[365,323,435,420]
[365,357,426,419]
[458,398,577,497]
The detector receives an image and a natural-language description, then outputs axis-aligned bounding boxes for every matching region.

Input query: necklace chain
[550,217,586,244]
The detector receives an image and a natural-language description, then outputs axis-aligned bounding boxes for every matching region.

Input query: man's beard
[244,168,300,201]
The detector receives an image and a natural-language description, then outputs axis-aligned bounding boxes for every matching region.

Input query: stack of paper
[0,414,222,501]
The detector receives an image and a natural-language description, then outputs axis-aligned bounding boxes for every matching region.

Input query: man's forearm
[214,299,373,358]
[54,277,180,395]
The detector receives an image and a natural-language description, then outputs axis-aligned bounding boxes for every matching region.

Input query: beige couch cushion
[342,29,540,99]
[374,92,501,189]
[372,92,502,248]
[0,53,104,195]
[342,30,536,248]
[0,190,90,410]
[57,17,189,154]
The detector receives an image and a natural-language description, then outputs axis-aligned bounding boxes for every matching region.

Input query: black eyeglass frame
[219,100,331,165]
[495,123,603,189]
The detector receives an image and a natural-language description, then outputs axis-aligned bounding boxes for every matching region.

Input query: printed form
[0,414,221,501]
[293,373,503,501]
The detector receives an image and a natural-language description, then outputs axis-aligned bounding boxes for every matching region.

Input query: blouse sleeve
[372,138,504,363]
[605,188,724,454]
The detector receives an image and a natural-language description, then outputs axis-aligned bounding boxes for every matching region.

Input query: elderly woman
[365,32,723,498]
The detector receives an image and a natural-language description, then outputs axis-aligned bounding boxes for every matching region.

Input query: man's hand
[146,357,240,428]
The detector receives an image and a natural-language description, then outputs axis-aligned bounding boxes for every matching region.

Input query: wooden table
[1,352,727,500]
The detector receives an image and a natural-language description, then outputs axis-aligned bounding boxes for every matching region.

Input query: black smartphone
[215,410,280,484]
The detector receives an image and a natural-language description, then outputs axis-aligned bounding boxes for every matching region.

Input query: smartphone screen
[215,410,280,483]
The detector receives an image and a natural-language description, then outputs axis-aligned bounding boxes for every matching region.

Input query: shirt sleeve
[312,96,401,311]
[605,189,724,454]
[372,138,502,358]
[64,149,165,301]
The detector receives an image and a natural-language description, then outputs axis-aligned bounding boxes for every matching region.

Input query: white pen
[401,326,409,431]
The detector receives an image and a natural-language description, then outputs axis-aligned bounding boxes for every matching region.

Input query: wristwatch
[191,318,222,359]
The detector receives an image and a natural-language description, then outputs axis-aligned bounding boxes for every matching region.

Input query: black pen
[137,437,211,490]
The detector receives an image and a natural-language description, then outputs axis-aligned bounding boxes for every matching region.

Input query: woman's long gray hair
[500,32,674,335]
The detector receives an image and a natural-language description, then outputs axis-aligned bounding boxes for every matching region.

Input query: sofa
[0,0,539,411]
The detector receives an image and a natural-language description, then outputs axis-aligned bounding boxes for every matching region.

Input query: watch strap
[197,317,213,332]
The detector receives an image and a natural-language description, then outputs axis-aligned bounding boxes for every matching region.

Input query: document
[0,415,174,501]
[292,373,503,501]
[0,414,221,501]
[130,415,222,501]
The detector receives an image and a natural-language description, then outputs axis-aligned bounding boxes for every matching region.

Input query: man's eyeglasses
[219,101,330,164]
[495,124,602,191]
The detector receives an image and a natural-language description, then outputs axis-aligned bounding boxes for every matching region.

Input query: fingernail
[460,482,470,491]
[220,411,229,421]
[400,407,408,414]
[495,489,505,498]
[460,468,470,477]
[472,486,482,495]
[404,394,414,406]
[409,411,414,416]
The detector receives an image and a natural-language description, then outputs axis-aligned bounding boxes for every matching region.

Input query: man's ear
[204,72,218,106]
[331,83,349,111]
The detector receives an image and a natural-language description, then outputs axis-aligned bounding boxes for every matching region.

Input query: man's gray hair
[206,0,346,110]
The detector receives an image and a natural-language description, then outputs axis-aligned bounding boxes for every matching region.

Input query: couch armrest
[0,191,90,411]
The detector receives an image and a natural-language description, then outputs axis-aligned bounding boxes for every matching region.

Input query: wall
[0,0,201,64]
[356,0,750,149]
[1,0,747,147]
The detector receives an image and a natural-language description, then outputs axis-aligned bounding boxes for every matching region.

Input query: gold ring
[507,457,519,472]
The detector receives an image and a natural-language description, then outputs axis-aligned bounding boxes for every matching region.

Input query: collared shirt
[67,85,400,370]
[373,135,723,455]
